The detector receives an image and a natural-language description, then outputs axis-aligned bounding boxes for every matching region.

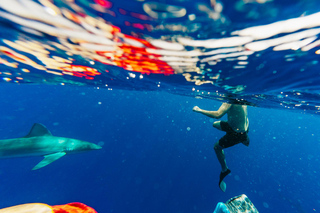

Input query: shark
[0,123,102,170]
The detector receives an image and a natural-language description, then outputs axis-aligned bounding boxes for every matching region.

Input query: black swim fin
[219,169,231,192]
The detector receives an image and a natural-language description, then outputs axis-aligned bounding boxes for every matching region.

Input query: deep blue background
[0,84,319,213]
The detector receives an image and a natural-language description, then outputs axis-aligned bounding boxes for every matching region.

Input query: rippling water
[0,0,319,113]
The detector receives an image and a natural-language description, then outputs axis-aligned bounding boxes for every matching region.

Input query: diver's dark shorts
[218,121,249,149]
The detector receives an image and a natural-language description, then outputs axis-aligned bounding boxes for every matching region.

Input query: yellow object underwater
[0,203,53,213]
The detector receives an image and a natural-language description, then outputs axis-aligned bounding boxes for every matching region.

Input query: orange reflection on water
[61,65,101,79]
[0,0,178,82]
[97,43,174,75]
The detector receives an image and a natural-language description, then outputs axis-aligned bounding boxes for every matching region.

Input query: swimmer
[193,103,249,192]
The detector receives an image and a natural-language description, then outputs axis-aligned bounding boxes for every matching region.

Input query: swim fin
[219,169,231,192]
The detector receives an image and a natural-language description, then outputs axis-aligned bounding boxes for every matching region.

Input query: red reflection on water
[1,49,27,62]
[130,12,153,21]
[132,23,145,30]
[94,0,112,9]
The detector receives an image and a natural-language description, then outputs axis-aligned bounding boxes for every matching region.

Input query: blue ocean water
[0,84,319,213]
[0,0,319,213]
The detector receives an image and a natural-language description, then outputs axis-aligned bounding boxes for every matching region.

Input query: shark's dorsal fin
[32,152,66,170]
[24,123,52,138]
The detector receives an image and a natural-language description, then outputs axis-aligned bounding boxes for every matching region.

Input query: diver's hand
[193,106,202,113]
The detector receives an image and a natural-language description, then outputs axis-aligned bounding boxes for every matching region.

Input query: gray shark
[0,123,102,170]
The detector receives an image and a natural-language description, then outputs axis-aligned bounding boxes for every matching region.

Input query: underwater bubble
[263,202,269,208]
[187,127,191,131]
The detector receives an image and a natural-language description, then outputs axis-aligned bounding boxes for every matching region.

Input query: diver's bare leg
[212,121,222,130]
[214,142,228,172]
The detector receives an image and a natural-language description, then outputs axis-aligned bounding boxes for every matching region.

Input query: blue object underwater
[213,202,230,213]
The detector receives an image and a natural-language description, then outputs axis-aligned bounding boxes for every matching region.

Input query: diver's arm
[193,103,231,119]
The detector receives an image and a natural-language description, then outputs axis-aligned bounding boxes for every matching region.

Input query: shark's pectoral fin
[32,152,66,170]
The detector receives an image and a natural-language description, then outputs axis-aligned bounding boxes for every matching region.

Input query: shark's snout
[91,143,102,150]
[70,140,102,151]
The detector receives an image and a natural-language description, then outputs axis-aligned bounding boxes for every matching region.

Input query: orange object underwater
[0,202,97,213]
[52,202,97,213]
